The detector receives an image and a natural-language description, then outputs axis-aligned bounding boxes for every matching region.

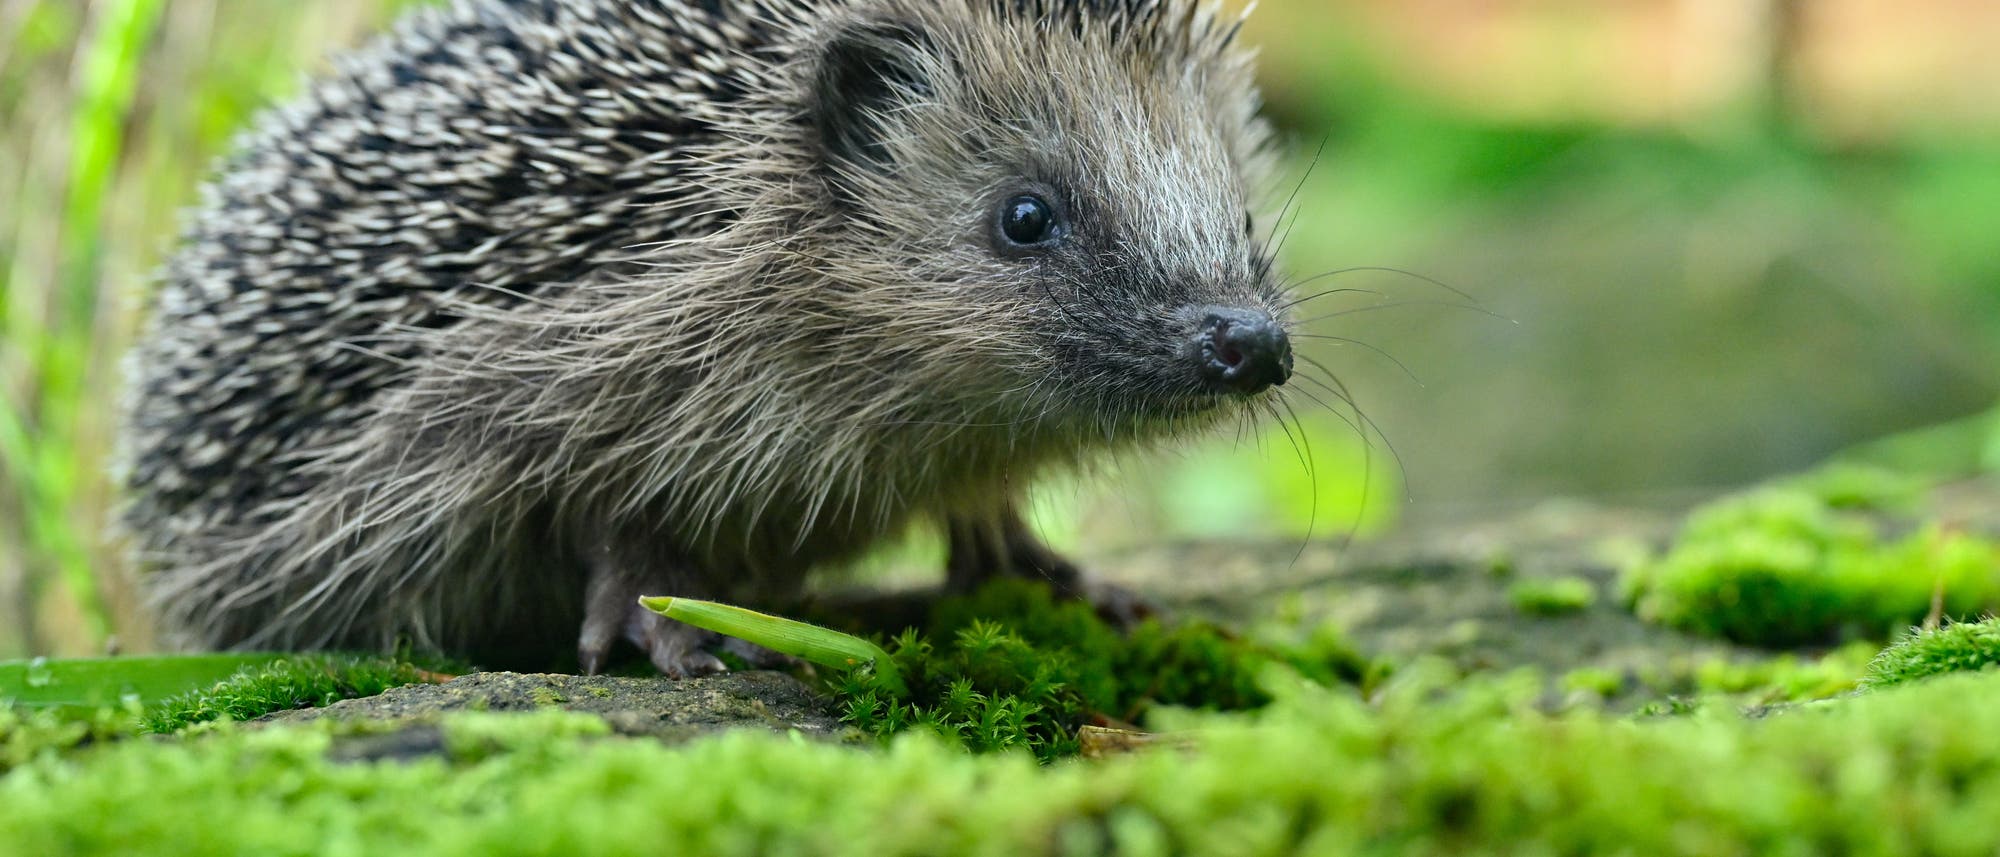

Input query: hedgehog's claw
[631,611,729,678]
[580,554,730,678]
[577,597,728,678]
[1077,580,1159,630]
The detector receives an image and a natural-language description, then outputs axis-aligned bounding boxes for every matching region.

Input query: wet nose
[1196,308,1292,395]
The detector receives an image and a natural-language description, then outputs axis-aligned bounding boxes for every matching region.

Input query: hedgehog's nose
[1196,308,1292,395]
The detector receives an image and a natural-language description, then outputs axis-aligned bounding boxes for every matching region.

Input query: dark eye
[1244,212,1255,236]
[998,194,1058,247]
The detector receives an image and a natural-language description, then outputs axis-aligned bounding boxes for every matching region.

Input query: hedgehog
[118,0,1296,676]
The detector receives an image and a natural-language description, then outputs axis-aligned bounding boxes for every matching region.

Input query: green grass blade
[0,653,284,712]
[640,597,906,695]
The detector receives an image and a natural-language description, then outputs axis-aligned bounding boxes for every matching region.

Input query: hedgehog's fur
[120,0,1287,674]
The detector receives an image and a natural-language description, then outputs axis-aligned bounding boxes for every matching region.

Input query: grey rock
[266,670,848,754]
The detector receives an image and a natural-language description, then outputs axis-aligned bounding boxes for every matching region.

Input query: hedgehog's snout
[1191,307,1291,395]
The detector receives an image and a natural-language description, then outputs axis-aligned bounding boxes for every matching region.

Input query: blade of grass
[640,597,906,695]
[0,652,283,712]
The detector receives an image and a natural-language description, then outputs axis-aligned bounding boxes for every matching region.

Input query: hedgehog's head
[787,0,1287,442]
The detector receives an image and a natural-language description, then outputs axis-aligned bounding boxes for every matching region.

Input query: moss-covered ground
[830,580,1375,759]
[140,653,452,733]
[6,469,2000,854]
[7,654,2000,856]
[1626,468,2000,646]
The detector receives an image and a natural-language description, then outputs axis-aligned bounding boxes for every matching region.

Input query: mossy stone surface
[1083,501,1774,707]
[266,671,848,743]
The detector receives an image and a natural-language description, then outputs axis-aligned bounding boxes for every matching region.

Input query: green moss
[1,704,138,775]
[1624,483,2000,646]
[835,580,1374,760]
[141,654,441,733]
[10,668,2000,854]
[1863,618,2000,689]
[1685,642,1877,704]
[440,710,614,763]
[1634,695,1705,717]
[1559,667,1623,699]
[1787,463,1925,512]
[1508,576,1597,616]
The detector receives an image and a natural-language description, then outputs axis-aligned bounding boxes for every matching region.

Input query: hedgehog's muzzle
[1189,306,1292,396]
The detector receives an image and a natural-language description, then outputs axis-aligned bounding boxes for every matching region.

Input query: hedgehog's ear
[811,21,935,185]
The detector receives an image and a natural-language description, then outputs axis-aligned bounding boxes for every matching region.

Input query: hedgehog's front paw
[577,597,729,678]
[633,612,730,678]
[579,558,729,677]
[1004,539,1161,629]
[946,507,1162,630]
[1077,579,1159,630]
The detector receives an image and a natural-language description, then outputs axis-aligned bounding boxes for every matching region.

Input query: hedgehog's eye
[1244,212,1255,236]
[997,194,1059,248]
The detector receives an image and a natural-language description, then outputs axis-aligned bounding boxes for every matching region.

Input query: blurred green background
[4,0,1999,658]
